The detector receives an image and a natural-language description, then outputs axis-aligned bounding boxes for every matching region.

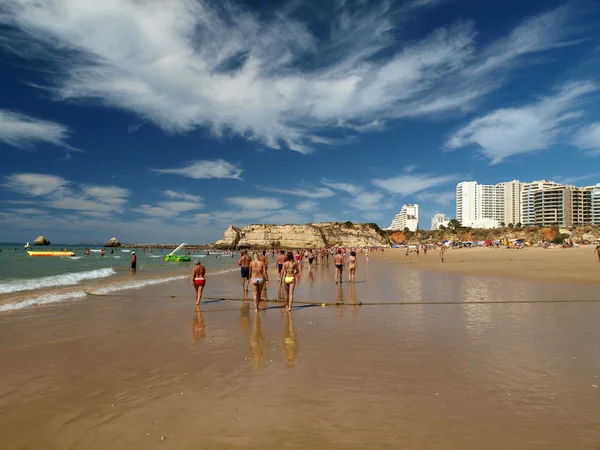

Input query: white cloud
[261,186,335,198]
[296,200,318,211]
[575,123,600,153]
[417,191,456,205]
[225,197,284,210]
[0,1,579,151]
[4,173,69,196]
[320,179,359,195]
[153,160,242,179]
[447,81,598,163]
[0,109,71,149]
[4,172,130,212]
[164,190,201,202]
[373,172,461,195]
[352,192,384,211]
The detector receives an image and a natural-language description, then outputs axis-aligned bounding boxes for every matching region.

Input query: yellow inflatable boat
[27,251,76,257]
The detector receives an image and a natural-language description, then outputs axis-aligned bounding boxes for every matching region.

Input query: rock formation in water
[214,222,390,249]
[33,235,51,245]
[104,237,121,247]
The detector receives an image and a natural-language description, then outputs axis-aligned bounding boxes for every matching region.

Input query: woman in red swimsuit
[191,260,206,305]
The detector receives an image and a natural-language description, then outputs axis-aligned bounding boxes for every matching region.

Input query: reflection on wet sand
[336,283,345,318]
[191,307,205,344]
[280,311,299,368]
[239,301,251,334]
[249,314,266,370]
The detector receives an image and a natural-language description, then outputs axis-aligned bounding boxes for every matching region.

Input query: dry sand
[384,245,600,284]
[0,255,599,449]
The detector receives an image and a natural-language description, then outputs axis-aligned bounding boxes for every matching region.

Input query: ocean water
[0,243,238,312]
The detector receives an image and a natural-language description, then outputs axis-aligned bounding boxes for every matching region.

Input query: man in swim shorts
[191,259,206,305]
[334,248,344,284]
[131,252,137,273]
[238,249,252,293]
[276,250,286,284]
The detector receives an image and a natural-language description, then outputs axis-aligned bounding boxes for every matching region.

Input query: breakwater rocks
[214,222,390,249]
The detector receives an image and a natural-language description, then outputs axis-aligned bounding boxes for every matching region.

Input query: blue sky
[1,0,600,244]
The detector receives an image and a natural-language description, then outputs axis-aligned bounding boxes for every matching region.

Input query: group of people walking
[191,246,367,312]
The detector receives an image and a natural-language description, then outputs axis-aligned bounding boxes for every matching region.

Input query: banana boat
[27,251,76,257]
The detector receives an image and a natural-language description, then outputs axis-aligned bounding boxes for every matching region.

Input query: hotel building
[456,180,522,228]
[431,213,450,230]
[389,204,419,232]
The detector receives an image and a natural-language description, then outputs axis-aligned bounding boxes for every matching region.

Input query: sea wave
[0,268,117,294]
[0,268,238,313]
[0,291,88,312]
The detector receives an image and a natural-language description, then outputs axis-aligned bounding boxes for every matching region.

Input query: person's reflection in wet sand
[249,314,266,371]
[239,301,251,334]
[192,307,206,344]
[280,311,299,368]
[308,266,315,287]
[348,283,359,317]
[336,283,345,318]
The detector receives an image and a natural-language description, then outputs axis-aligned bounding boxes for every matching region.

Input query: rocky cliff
[214,222,390,249]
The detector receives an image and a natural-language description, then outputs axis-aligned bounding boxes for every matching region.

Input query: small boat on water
[164,243,191,262]
[27,251,76,257]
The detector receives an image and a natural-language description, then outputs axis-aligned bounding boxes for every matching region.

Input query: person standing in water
[334,248,344,284]
[282,251,299,311]
[191,260,206,305]
[249,251,268,312]
[348,251,358,283]
[238,249,251,293]
[130,252,137,273]
[276,250,286,284]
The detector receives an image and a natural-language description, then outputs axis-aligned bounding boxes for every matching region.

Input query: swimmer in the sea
[249,251,268,312]
[191,259,206,305]
[282,251,299,310]
[348,251,358,283]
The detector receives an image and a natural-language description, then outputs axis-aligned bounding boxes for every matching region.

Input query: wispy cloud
[260,186,335,198]
[447,81,599,163]
[225,197,284,210]
[4,173,130,212]
[320,179,359,195]
[0,1,581,152]
[0,109,72,149]
[4,173,69,196]
[417,191,456,205]
[164,190,202,202]
[554,172,600,185]
[373,172,461,195]
[296,200,318,211]
[575,123,600,154]
[153,160,243,179]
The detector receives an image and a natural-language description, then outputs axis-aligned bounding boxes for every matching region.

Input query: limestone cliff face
[214,222,389,249]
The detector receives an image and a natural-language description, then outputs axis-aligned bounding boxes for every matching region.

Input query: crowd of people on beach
[191,246,386,312]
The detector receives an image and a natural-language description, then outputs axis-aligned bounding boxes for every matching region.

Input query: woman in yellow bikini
[282,251,299,311]
[348,251,358,283]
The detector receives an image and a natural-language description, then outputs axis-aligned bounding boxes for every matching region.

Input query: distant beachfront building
[389,204,419,231]
[431,213,450,230]
[462,218,500,229]
[456,180,522,226]
[521,180,592,226]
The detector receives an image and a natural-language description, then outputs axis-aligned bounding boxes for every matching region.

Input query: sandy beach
[386,245,600,285]
[1,253,599,449]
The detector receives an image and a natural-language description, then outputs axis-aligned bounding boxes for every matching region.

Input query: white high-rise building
[431,213,450,230]
[389,204,419,231]
[456,182,478,224]
[456,180,522,227]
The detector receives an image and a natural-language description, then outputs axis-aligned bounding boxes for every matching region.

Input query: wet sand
[386,245,600,284]
[1,257,599,449]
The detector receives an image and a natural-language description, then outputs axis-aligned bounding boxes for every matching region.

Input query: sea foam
[0,268,117,294]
